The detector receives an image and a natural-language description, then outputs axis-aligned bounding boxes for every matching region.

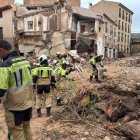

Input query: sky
[15,0,140,33]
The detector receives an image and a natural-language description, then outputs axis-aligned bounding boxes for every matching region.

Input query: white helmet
[38,54,48,64]
[56,52,61,55]
[56,52,61,57]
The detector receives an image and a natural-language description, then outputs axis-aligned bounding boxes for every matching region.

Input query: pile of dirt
[52,56,140,140]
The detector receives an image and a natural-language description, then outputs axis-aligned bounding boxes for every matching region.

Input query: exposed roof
[16,4,55,18]
[93,0,133,15]
[17,9,54,18]
[0,4,16,11]
[131,33,140,40]
[72,6,102,20]
[18,5,103,21]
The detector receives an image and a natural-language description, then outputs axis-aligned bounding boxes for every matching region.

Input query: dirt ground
[0,56,140,140]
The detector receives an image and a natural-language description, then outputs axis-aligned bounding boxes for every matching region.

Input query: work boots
[46,107,51,117]
[57,98,64,106]
[37,108,41,117]
[95,75,101,83]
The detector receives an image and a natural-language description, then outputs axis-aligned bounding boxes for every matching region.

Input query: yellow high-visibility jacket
[32,65,55,85]
[0,51,34,111]
[90,57,103,66]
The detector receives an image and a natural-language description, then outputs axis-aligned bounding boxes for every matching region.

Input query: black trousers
[37,85,50,94]
[11,107,32,126]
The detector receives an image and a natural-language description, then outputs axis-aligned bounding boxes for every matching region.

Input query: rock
[81,137,86,140]
[84,131,89,136]
[104,136,111,140]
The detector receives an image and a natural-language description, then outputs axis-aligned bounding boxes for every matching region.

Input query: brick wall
[24,0,80,7]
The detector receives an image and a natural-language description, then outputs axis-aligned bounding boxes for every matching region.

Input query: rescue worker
[55,52,66,65]
[0,39,34,140]
[32,54,55,117]
[89,54,104,82]
[54,61,74,105]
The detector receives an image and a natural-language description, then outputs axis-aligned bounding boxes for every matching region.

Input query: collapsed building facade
[15,0,118,58]
[16,2,72,56]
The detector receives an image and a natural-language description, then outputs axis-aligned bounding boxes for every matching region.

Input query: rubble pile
[61,82,140,138]
[58,56,140,140]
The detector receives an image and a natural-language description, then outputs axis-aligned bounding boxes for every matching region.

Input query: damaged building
[72,8,118,58]
[15,1,118,58]
[16,2,72,56]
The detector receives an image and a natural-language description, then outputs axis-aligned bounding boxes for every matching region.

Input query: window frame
[27,21,33,30]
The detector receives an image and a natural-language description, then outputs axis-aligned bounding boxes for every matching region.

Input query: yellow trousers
[36,93,52,108]
[5,109,32,140]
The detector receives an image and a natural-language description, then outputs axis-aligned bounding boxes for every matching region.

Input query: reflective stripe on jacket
[32,65,54,85]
